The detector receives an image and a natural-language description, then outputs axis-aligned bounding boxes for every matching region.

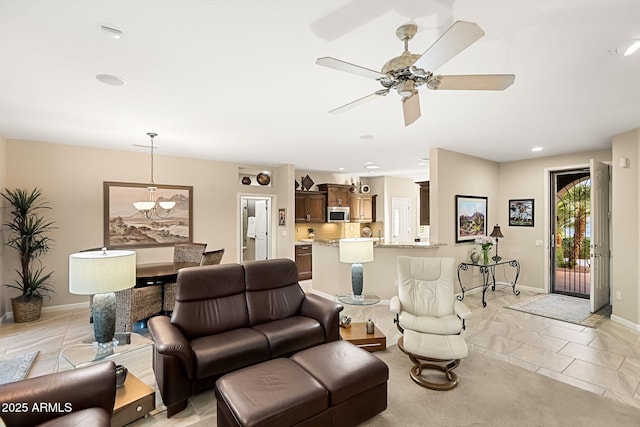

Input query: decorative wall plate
[360,184,371,194]
[361,226,372,238]
[256,172,271,186]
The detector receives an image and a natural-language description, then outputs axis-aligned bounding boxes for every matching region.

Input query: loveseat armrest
[148,315,195,379]
[454,300,472,320]
[0,361,116,427]
[390,296,402,314]
[299,293,344,342]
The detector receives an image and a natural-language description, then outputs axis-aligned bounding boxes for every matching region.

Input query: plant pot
[11,295,43,323]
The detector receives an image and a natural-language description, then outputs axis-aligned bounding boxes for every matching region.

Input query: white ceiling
[0,0,638,181]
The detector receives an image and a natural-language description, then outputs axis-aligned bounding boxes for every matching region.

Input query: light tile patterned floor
[1,286,640,424]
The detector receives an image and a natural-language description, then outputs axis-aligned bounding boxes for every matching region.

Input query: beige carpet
[506,294,611,327]
[362,345,640,427]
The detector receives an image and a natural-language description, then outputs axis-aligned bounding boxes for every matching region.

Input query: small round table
[336,293,381,306]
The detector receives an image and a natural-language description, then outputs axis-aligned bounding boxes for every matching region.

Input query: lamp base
[351,263,363,297]
[92,292,117,345]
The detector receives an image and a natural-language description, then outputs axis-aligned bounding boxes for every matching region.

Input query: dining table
[135,261,199,287]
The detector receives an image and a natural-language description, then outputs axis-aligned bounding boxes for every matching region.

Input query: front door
[589,159,610,312]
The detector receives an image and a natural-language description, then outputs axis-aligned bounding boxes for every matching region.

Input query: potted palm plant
[2,188,56,322]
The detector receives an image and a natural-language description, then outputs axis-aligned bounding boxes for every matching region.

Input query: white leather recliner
[390,256,471,390]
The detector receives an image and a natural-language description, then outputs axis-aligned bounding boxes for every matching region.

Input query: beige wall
[1,139,295,312]
[498,149,611,292]
[611,130,640,327]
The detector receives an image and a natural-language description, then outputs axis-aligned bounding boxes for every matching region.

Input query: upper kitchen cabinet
[317,184,351,207]
[417,181,430,225]
[295,191,326,222]
[349,194,376,223]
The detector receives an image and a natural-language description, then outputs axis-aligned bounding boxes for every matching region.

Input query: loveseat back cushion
[244,259,305,325]
[172,263,250,340]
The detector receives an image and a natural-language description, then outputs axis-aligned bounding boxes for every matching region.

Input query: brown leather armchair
[0,361,116,427]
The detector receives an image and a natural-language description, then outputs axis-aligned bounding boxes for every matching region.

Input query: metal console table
[457,258,520,307]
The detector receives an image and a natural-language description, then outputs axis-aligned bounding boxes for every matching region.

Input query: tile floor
[1,285,640,425]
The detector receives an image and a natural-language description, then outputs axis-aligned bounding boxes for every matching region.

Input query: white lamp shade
[133,201,156,211]
[69,250,136,295]
[339,238,374,263]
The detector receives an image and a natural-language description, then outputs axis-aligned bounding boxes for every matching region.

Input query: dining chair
[200,248,225,266]
[163,242,208,312]
[173,242,208,263]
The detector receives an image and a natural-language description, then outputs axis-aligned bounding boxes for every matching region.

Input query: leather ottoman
[215,341,388,427]
[291,340,389,426]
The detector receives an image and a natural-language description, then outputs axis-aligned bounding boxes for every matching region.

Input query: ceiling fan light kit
[316,20,515,126]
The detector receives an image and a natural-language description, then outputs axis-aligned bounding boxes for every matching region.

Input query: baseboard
[611,314,640,332]
[2,301,89,324]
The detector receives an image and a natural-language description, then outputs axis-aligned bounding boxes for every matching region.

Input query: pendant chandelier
[133,132,176,218]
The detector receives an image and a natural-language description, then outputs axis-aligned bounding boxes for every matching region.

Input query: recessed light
[96,74,127,87]
[338,167,345,171]
[365,164,380,169]
[531,146,543,152]
[610,39,640,56]
[360,135,374,140]
[418,162,427,166]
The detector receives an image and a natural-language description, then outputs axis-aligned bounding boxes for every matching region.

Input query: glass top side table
[336,293,381,306]
[61,332,153,369]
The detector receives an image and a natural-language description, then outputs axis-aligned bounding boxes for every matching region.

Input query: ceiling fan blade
[412,21,485,72]
[329,89,389,114]
[316,57,386,80]
[430,74,515,90]
[402,92,421,126]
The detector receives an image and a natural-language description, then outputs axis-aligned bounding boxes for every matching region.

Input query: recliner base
[398,336,462,390]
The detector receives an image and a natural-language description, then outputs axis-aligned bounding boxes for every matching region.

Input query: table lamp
[69,248,136,347]
[489,224,504,261]
[339,238,374,299]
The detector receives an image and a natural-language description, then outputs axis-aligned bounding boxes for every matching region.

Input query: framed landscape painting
[509,199,534,227]
[104,181,193,248]
[456,195,488,243]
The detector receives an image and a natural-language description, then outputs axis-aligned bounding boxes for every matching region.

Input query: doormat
[0,351,39,385]
[506,294,611,328]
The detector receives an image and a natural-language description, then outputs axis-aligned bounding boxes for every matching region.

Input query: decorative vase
[470,248,480,264]
[482,248,490,265]
[115,364,128,388]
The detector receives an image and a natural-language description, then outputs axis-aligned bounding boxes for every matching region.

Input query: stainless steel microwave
[327,206,350,223]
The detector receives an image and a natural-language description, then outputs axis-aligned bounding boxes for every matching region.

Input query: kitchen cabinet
[349,194,376,223]
[295,244,312,280]
[417,181,430,225]
[295,191,326,222]
[317,184,351,207]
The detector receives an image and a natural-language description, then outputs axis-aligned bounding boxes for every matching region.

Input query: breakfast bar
[311,240,445,300]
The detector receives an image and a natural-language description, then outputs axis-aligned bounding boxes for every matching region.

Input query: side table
[112,373,155,427]
[59,332,156,425]
[340,322,386,352]
[457,259,521,307]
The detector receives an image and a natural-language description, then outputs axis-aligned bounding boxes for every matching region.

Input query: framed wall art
[278,208,286,226]
[509,198,534,227]
[455,195,488,243]
[103,181,193,248]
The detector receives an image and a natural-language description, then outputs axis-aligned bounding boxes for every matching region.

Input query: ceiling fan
[316,21,515,126]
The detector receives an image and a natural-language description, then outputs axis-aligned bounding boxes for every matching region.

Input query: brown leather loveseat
[148,258,344,417]
[0,361,116,427]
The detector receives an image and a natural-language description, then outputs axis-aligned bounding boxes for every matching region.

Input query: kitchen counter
[313,239,444,249]
[311,240,447,300]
